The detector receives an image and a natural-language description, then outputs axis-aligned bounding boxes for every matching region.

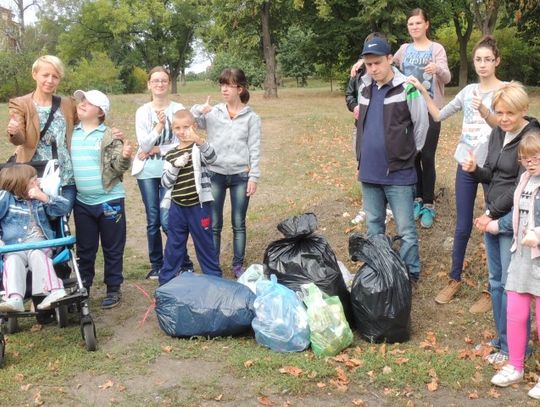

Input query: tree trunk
[170,68,179,94]
[453,12,474,89]
[473,0,500,35]
[261,1,278,98]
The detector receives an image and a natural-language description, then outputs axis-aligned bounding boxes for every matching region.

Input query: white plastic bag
[160,189,172,209]
[40,160,60,198]
[237,264,267,294]
[338,261,353,291]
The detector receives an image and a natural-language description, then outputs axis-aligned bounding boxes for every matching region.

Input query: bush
[123,66,148,94]
[60,51,124,94]
[0,51,37,102]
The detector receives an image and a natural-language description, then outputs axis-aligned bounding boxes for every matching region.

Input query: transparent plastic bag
[252,275,310,352]
[301,283,353,356]
[237,264,267,294]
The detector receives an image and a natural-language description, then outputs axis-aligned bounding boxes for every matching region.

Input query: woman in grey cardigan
[191,68,261,278]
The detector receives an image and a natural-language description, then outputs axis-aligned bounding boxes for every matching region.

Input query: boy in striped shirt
[159,110,222,285]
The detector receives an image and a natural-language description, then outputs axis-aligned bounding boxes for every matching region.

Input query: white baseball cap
[73,89,110,116]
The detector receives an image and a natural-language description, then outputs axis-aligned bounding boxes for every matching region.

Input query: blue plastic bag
[155,273,256,338]
[252,275,310,352]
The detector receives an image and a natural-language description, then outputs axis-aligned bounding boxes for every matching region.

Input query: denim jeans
[450,166,488,281]
[137,178,168,270]
[61,184,77,214]
[362,182,420,276]
[210,172,250,267]
[484,231,512,355]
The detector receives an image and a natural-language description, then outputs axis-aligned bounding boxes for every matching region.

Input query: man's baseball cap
[361,37,391,56]
[73,89,110,116]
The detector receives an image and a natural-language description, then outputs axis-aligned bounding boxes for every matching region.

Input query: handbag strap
[41,95,61,159]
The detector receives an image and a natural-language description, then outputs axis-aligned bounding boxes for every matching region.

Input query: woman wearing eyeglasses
[408,35,505,309]
[133,66,192,279]
[191,68,261,278]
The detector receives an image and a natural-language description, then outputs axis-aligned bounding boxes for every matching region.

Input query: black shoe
[101,291,121,309]
[146,269,159,280]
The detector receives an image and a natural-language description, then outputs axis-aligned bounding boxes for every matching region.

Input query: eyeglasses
[150,79,169,84]
[219,83,240,89]
[473,57,496,64]
[518,156,540,166]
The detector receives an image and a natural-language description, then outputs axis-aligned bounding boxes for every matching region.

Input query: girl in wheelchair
[0,164,70,312]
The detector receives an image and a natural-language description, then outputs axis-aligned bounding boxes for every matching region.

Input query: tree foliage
[278,25,315,87]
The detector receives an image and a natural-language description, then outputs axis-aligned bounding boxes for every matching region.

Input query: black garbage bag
[349,233,411,343]
[263,213,352,323]
[155,273,256,338]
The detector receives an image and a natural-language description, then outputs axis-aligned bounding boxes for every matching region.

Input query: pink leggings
[507,291,540,371]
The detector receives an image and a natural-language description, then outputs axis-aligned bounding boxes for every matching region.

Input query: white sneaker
[528,378,540,399]
[486,351,509,365]
[37,288,67,310]
[351,210,365,225]
[491,364,523,387]
[0,296,24,312]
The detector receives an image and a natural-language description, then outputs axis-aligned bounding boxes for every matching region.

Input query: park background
[1,1,540,406]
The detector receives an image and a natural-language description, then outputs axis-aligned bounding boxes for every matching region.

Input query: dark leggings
[415,114,441,205]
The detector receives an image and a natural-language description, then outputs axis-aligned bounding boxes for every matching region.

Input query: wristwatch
[485,209,491,217]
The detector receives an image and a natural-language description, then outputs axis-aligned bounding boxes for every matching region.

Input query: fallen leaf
[406,400,415,407]
[106,353,113,359]
[464,336,473,344]
[33,391,43,406]
[20,384,32,391]
[427,378,439,392]
[214,394,223,401]
[257,396,275,406]
[278,366,303,377]
[117,385,126,392]
[395,357,409,365]
[244,360,255,368]
[428,368,438,379]
[488,388,501,398]
[379,343,387,355]
[162,346,173,353]
[307,371,318,379]
[382,366,392,375]
[98,380,114,390]
[329,379,348,392]
[336,367,350,384]
[352,400,366,406]
[316,382,326,388]
[468,391,479,399]
[31,324,43,332]
[15,373,25,382]
[333,353,350,363]
[472,371,483,383]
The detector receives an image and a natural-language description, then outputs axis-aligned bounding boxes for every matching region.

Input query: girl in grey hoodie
[191,68,261,278]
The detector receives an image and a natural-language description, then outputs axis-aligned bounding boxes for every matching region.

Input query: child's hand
[471,89,482,110]
[111,127,125,140]
[353,105,360,120]
[122,140,134,159]
[461,149,477,172]
[156,109,166,124]
[422,62,437,76]
[201,96,212,114]
[522,230,540,248]
[174,152,190,168]
[28,186,49,203]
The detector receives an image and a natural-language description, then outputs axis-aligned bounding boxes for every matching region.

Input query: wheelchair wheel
[81,320,97,351]
[0,333,5,367]
[6,317,19,334]
[55,305,69,328]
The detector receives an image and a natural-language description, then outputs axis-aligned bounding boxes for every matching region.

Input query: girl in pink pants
[488,130,540,399]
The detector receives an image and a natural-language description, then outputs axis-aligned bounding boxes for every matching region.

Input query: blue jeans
[484,231,512,355]
[210,172,250,267]
[61,184,77,214]
[450,166,487,281]
[137,178,168,270]
[362,182,420,276]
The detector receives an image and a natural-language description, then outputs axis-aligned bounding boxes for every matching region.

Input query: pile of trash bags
[154,213,412,355]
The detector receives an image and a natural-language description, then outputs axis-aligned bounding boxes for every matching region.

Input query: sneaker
[385,208,393,225]
[146,269,159,280]
[351,210,365,225]
[469,290,492,313]
[486,351,509,365]
[37,288,67,310]
[491,364,523,387]
[101,291,122,309]
[233,265,245,279]
[413,200,423,220]
[528,378,540,399]
[0,296,24,312]
[434,279,461,304]
[420,205,436,228]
